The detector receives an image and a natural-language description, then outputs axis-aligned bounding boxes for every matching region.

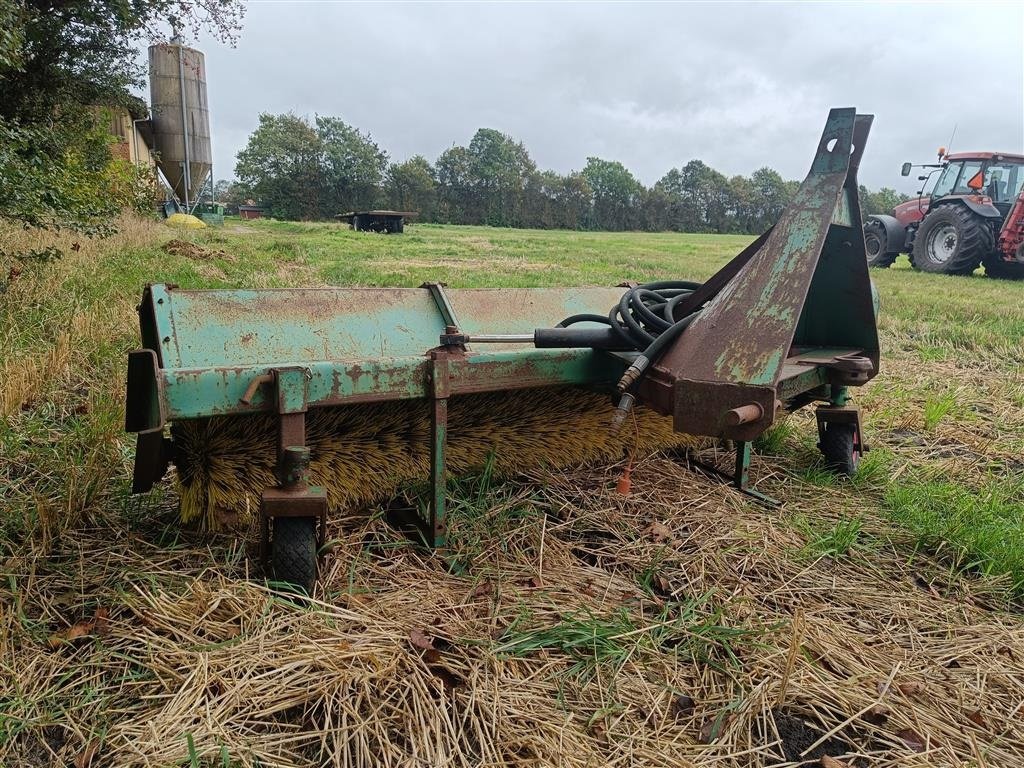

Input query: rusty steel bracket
[646,108,879,447]
[258,367,327,565]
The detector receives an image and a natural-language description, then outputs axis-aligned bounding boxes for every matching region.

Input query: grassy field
[2,217,1024,766]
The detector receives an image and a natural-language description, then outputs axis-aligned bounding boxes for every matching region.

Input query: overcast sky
[151,1,1024,195]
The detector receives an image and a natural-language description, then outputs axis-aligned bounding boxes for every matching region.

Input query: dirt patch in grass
[162,238,237,262]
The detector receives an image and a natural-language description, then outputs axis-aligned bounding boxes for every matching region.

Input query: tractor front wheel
[864,220,898,268]
[911,205,989,275]
[270,516,318,593]
[819,423,860,477]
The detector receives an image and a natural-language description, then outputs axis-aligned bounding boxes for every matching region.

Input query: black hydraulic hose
[550,280,707,433]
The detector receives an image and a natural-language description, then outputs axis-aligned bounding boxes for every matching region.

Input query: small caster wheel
[270,516,317,592]
[818,422,860,477]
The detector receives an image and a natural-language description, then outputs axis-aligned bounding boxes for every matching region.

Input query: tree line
[225,113,909,233]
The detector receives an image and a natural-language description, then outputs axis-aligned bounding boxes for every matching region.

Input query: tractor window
[951,161,983,195]
[982,162,1024,203]
[931,162,962,198]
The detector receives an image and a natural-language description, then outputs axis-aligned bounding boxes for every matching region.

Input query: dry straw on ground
[3,452,1022,767]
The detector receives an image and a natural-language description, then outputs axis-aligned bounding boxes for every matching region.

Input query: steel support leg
[429,386,448,548]
[686,440,780,508]
[425,350,452,548]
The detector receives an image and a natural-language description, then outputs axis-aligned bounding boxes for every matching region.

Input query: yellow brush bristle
[172,386,695,529]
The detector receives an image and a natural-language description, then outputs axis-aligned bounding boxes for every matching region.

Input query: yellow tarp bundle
[166,213,207,229]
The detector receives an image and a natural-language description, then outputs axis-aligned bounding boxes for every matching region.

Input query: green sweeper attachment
[126,108,880,590]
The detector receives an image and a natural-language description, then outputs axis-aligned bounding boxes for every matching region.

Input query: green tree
[386,156,438,220]
[749,167,792,232]
[726,175,755,233]
[1,0,243,125]
[316,115,388,215]
[213,178,249,209]
[859,185,909,216]
[435,145,474,224]
[556,172,593,231]
[234,113,386,220]
[465,128,536,226]
[581,157,642,231]
[235,113,323,220]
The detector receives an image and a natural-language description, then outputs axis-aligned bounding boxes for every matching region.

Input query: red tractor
[864,149,1024,279]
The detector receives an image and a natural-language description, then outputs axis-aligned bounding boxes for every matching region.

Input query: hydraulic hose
[551,280,706,433]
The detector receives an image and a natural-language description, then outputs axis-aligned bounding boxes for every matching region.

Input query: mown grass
[886,477,1024,592]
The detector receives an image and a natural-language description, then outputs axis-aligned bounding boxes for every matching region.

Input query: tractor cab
[900,151,1024,223]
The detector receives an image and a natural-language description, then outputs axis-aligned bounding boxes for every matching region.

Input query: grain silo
[148,36,212,210]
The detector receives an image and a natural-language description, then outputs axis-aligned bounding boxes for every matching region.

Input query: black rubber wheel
[818,423,860,477]
[864,220,898,268]
[911,205,990,275]
[270,516,317,592]
[982,252,1024,280]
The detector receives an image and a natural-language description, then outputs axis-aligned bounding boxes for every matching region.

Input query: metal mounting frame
[256,367,328,565]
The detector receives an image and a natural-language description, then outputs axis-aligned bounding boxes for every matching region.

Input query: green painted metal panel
[143,283,632,421]
[159,349,626,420]
[157,287,448,368]
[149,285,629,368]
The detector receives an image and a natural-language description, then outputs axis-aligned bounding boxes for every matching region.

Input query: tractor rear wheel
[864,220,898,267]
[270,516,317,593]
[911,205,989,275]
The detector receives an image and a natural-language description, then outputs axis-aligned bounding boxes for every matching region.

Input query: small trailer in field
[337,210,417,233]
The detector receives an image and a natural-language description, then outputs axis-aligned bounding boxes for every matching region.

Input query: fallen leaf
[48,620,96,649]
[651,574,672,596]
[863,703,890,725]
[821,756,851,768]
[671,694,695,719]
[966,709,986,728]
[470,580,493,598]
[73,737,100,768]
[896,728,926,752]
[409,629,434,651]
[92,607,109,636]
[699,712,733,743]
[427,663,463,691]
[898,681,925,696]
[648,522,673,542]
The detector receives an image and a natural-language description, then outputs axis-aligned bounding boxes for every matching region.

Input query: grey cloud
[172,1,1022,195]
